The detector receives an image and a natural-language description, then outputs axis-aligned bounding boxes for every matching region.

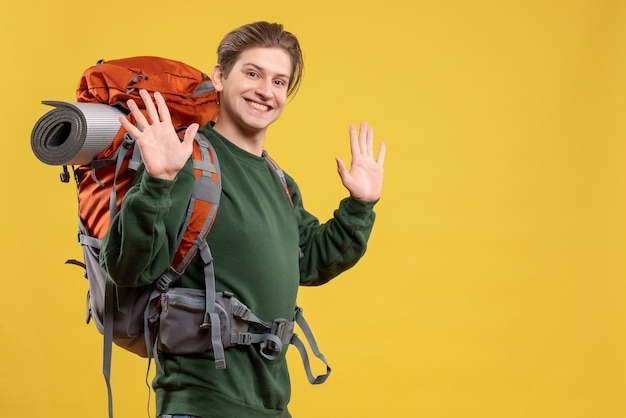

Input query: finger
[139,89,160,124]
[349,124,359,159]
[154,91,173,125]
[358,121,369,155]
[182,123,200,148]
[365,123,374,158]
[335,156,348,179]
[376,141,386,166]
[125,98,150,130]
[118,114,141,137]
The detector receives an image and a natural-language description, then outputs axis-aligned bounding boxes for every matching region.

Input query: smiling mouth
[246,100,270,112]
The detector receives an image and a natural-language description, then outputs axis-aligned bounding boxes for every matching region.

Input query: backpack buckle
[267,319,294,352]
[232,303,251,320]
[231,332,253,346]
[156,268,178,291]
[122,132,135,149]
[155,276,171,291]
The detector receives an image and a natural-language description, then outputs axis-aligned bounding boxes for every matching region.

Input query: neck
[213,120,267,156]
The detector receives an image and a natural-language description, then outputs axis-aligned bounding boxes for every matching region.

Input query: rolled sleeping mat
[31,101,124,166]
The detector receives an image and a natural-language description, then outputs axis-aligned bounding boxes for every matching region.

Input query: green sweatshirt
[101,125,377,417]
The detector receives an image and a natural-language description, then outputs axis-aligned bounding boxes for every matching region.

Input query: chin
[246,115,281,130]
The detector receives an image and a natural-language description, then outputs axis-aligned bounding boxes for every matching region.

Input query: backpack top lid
[76,56,219,129]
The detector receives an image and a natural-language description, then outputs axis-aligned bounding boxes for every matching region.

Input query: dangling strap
[289,307,332,385]
[103,279,115,418]
[198,242,226,369]
[100,132,138,418]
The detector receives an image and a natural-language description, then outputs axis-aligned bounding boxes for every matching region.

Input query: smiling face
[211,47,292,152]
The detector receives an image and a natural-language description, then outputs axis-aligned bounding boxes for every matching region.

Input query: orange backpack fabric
[74,56,219,240]
[76,55,218,128]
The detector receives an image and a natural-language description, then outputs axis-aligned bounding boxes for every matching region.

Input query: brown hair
[217,21,304,97]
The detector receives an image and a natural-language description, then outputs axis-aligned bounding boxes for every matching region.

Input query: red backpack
[70,56,220,354]
[70,57,223,418]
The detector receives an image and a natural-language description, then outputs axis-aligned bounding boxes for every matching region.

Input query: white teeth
[247,100,269,112]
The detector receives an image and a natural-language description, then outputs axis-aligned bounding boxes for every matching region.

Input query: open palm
[119,90,197,181]
[336,121,386,202]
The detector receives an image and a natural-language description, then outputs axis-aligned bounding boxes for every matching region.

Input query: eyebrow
[243,62,290,80]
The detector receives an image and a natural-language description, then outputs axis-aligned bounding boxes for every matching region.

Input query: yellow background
[1,0,625,417]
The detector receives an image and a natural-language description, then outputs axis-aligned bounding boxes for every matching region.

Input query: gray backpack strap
[78,218,102,250]
[227,297,292,360]
[144,286,166,368]
[263,150,292,205]
[228,296,331,381]
[127,133,143,171]
[99,134,135,418]
[289,306,332,384]
[109,133,139,220]
[198,242,226,369]
[103,279,115,418]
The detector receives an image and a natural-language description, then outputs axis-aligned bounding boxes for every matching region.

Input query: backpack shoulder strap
[262,150,293,205]
[174,133,221,272]
[154,132,221,290]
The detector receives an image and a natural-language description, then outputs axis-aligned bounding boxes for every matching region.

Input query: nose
[255,79,273,98]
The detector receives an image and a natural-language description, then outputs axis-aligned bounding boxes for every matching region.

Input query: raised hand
[119,89,198,180]
[335,121,386,202]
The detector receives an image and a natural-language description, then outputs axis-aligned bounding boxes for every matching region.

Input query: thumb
[336,156,348,180]
[182,123,200,146]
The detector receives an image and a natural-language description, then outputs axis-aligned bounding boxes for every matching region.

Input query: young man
[102,21,385,418]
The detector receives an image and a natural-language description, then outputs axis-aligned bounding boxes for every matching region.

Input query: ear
[211,64,224,92]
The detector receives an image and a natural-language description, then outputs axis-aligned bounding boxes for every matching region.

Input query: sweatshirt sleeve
[100,162,195,287]
[287,174,378,286]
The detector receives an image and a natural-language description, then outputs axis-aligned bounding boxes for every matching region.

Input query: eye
[247,71,259,78]
[273,79,287,87]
